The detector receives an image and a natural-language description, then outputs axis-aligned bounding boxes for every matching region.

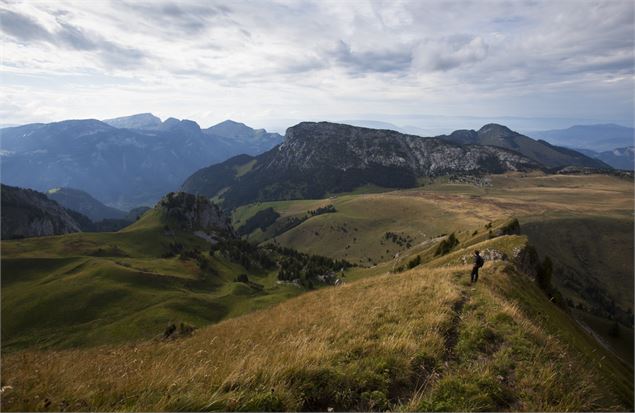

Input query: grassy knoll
[2,236,631,411]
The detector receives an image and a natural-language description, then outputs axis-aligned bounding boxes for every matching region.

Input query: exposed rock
[183,122,540,207]
[276,122,538,175]
[460,248,508,265]
[156,192,233,234]
[1,184,81,239]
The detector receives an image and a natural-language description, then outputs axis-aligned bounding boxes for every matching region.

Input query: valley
[1,123,633,412]
[231,173,634,364]
[3,0,634,410]
[2,169,633,411]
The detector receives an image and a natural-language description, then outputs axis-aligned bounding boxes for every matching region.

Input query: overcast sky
[1,0,633,133]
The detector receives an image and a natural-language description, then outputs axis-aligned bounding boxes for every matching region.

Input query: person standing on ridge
[471,250,484,283]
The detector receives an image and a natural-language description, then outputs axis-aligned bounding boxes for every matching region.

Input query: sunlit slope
[2,237,631,411]
[233,192,508,265]
[1,209,300,351]
[233,173,633,265]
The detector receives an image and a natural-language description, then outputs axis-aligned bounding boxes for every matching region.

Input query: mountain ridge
[47,187,127,221]
[1,184,82,239]
[437,123,610,169]
[528,124,634,152]
[1,116,282,209]
[182,121,540,207]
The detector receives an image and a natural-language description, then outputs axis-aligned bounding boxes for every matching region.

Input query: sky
[1,0,634,134]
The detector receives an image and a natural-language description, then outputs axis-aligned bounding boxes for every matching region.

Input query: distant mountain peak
[477,123,516,137]
[207,119,255,138]
[217,119,248,127]
[437,123,609,169]
[104,113,162,130]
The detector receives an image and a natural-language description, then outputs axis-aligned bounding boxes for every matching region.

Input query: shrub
[435,233,459,256]
[234,273,249,283]
[407,255,421,269]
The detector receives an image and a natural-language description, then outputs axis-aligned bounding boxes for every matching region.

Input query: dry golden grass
[1,267,459,411]
[2,259,628,412]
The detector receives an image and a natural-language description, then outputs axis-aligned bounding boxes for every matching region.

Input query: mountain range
[182,121,607,207]
[2,116,624,213]
[576,147,634,170]
[528,124,634,152]
[0,115,283,209]
[436,124,608,169]
[182,122,541,207]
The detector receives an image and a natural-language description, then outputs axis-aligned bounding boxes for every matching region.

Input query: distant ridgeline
[182,121,612,207]
[0,115,283,209]
[1,185,148,239]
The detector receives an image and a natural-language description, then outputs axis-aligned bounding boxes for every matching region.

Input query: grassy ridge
[2,243,631,411]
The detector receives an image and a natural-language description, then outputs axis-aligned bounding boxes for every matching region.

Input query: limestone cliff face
[156,192,233,234]
[1,184,81,239]
[272,122,538,175]
[182,122,542,207]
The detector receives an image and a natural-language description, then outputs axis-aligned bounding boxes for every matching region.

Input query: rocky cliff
[1,184,81,239]
[182,122,540,207]
[157,192,233,234]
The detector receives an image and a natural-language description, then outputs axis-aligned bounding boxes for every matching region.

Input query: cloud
[0,0,632,129]
[121,1,232,36]
[412,35,489,72]
[0,9,52,41]
[0,8,147,68]
[331,40,412,74]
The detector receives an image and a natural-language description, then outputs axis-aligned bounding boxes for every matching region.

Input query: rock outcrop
[156,192,233,234]
[1,184,81,239]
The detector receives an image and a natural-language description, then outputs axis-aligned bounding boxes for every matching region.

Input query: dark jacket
[474,254,484,268]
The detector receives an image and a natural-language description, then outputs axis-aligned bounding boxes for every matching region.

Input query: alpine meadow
[0,1,634,412]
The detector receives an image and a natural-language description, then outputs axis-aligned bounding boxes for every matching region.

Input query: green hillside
[1,208,303,352]
[2,235,631,411]
[1,173,632,412]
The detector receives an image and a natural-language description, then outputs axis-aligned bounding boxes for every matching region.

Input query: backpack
[476,256,484,268]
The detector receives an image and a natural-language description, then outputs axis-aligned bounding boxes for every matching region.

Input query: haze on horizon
[1,0,633,134]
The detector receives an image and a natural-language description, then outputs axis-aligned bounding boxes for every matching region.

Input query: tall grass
[2,261,629,411]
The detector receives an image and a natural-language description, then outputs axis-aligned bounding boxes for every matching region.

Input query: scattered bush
[237,207,280,236]
[384,232,414,248]
[407,255,421,269]
[435,233,459,256]
[308,204,336,216]
[162,322,196,340]
[234,273,249,283]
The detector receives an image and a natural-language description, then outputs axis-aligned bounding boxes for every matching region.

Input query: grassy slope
[521,216,634,310]
[1,209,301,352]
[2,237,631,411]
[233,173,633,265]
[232,191,506,266]
[234,173,634,363]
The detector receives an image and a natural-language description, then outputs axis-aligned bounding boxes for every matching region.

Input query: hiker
[471,250,484,283]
